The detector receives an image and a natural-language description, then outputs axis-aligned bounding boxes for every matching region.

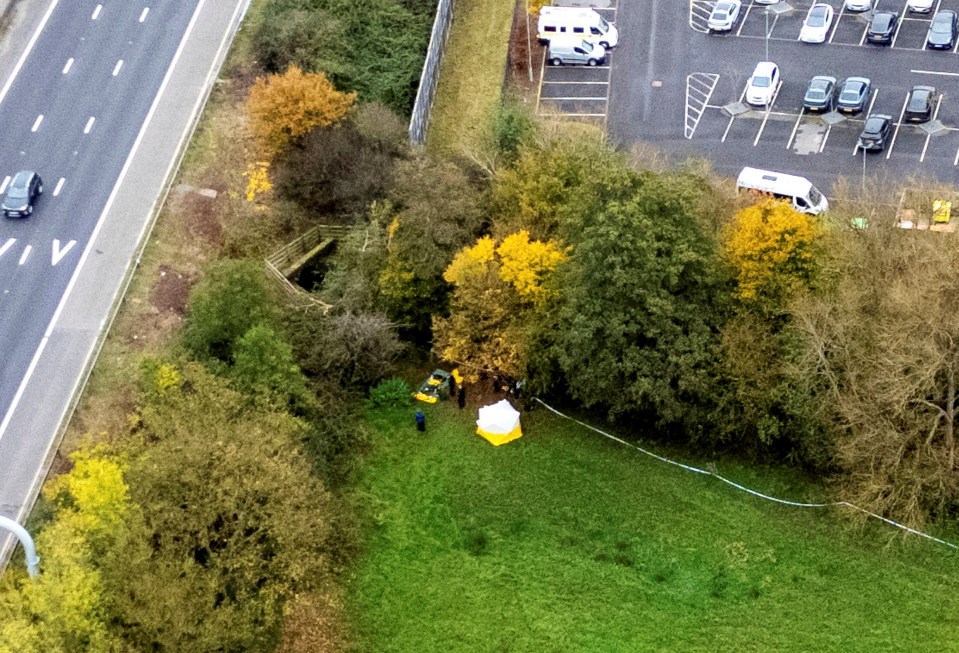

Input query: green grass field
[348,402,959,652]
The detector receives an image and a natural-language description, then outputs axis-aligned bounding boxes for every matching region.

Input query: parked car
[858,114,893,152]
[904,85,936,122]
[845,0,872,10]
[800,4,834,43]
[837,77,872,114]
[708,0,742,32]
[803,75,837,112]
[1,170,42,218]
[754,0,779,4]
[866,11,898,44]
[547,36,607,66]
[745,61,780,107]
[908,0,935,13]
[927,10,957,49]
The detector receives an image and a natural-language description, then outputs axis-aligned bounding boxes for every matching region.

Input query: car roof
[10,170,34,186]
[844,76,870,85]
[911,85,936,93]
[753,61,777,75]
[810,75,836,84]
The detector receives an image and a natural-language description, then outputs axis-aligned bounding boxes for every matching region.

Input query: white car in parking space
[708,0,742,32]
[908,0,935,13]
[746,61,780,107]
[845,0,872,11]
[800,4,834,43]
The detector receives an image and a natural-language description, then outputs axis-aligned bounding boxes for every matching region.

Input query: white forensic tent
[475,399,523,446]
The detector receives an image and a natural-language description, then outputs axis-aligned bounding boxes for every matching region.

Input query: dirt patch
[505,0,543,96]
[149,265,193,315]
[178,189,225,247]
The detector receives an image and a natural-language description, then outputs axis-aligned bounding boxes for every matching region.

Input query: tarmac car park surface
[605,0,959,194]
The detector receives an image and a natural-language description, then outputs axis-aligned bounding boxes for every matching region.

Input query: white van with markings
[736,167,829,215]
[537,7,618,48]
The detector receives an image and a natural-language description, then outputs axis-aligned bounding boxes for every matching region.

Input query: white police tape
[533,398,958,550]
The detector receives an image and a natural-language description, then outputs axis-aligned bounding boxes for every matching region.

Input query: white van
[736,167,829,215]
[547,36,607,66]
[537,7,619,48]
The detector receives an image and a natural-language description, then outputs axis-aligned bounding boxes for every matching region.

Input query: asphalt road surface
[609,0,959,194]
[0,0,249,568]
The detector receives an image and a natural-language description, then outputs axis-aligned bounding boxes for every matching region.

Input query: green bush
[366,377,413,409]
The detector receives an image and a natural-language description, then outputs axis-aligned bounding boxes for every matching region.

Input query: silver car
[547,36,607,66]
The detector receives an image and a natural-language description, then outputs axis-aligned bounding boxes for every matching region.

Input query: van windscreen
[598,16,609,31]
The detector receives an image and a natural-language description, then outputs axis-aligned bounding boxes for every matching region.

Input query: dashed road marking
[62,58,73,74]
[53,178,65,196]
[18,246,31,266]
[685,72,719,139]
[91,4,101,20]
[139,7,149,23]
[83,117,95,134]
[31,115,43,132]
[112,60,123,76]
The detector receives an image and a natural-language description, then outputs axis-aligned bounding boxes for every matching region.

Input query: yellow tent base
[476,425,522,447]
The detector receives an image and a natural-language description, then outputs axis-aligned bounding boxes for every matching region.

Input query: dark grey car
[803,75,836,112]
[858,114,892,152]
[1,171,42,218]
[905,85,936,122]
[927,10,957,49]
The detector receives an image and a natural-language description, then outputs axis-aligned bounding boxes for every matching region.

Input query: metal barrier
[408,0,455,145]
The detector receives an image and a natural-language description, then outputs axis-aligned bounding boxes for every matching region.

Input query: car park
[845,0,871,10]
[1,171,42,219]
[904,85,936,123]
[926,10,957,50]
[745,61,779,107]
[858,114,893,152]
[803,75,836,112]
[866,12,898,45]
[837,77,871,115]
[907,0,935,13]
[799,4,833,44]
[708,0,741,33]
[547,36,607,66]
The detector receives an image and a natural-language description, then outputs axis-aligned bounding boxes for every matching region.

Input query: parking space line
[891,12,905,48]
[722,82,748,143]
[911,69,959,77]
[689,0,711,33]
[736,3,752,37]
[753,80,782,147]
[819,124,832,153]
[545,96,608,101]
[859,20,868,47]
[786,109,805,150]
[541,81,610,85]
[885,93,910,160]
[829,5,845,44]
[920,94,943,163]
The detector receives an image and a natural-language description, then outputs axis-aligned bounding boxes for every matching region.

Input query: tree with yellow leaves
[721,199,822,312]
[434,231,567,383]
[246,66,356,159]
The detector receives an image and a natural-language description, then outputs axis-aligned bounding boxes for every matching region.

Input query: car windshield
[932,17,952,33]
[753,75,770,88]
[809,187,823,205]
[713,9,728,18]
[6,187,26,200]
[808,8,828,26]
[807,89,826,100]
[864,118,885,132]
[580,40,593,51]
[873,15,891,29]
[598,16,609,30]
[841,84,863,101]
[909,92,929,109]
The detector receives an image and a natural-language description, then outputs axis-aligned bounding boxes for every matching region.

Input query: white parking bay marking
[0,239,15,259]
[62,58,73,74]
[920,94,944,163]
[84,117,95,134]
[0,176,10,194]
[53,178,65,195]
[753,80,782,147]
[31,115,43,132]
[18,245,31,265]
[886,94,910,160]
[911,70,959,77]
[91,4,101,20]
[112,60,123,76]
[139,7,149,23]
[52,239,77,266]
[685,73,719,139]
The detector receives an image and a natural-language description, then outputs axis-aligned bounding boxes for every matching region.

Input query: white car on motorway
[908,0,935,13]
[708,0,742,32]
[746,61,780,107]
[800,4,834,43]
[845,0,872,11]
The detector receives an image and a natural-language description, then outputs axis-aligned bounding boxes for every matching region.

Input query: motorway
[0,0,249,566]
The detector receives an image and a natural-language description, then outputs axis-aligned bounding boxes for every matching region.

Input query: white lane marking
[53,177,65,196]
[920,94,944,163]
[753,81,782,147]
[722,82,749,143]
[18,245,31,265]
[885,94,910,161]
[0,239,15,259]
[112,60,123,76]
[30,115,43,132]
[83,117,95,134]
[829,5,845,44]
[139,7,149,23]
[0,176,10,194]
[911,69,959,77]
[786,109,805,150]
[0,0,58,106]
[62,58,73,74]
[52,240,77,266]
[819,124,832,153]
[91,4,101,20]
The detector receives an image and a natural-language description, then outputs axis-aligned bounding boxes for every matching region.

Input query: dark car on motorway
[803,75,837,112]
[866,11,898,44]
[1,171,42,218]
[905,85,936,122]
[927,10,957,49]
[858,114,892,152]
[837,77,871,114]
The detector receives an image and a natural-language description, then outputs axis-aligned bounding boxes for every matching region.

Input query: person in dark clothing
[457,385,466,409]
[415,409,426,432]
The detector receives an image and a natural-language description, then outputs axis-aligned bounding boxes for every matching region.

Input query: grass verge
[348,401,959,652]
[426,0,514,154]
